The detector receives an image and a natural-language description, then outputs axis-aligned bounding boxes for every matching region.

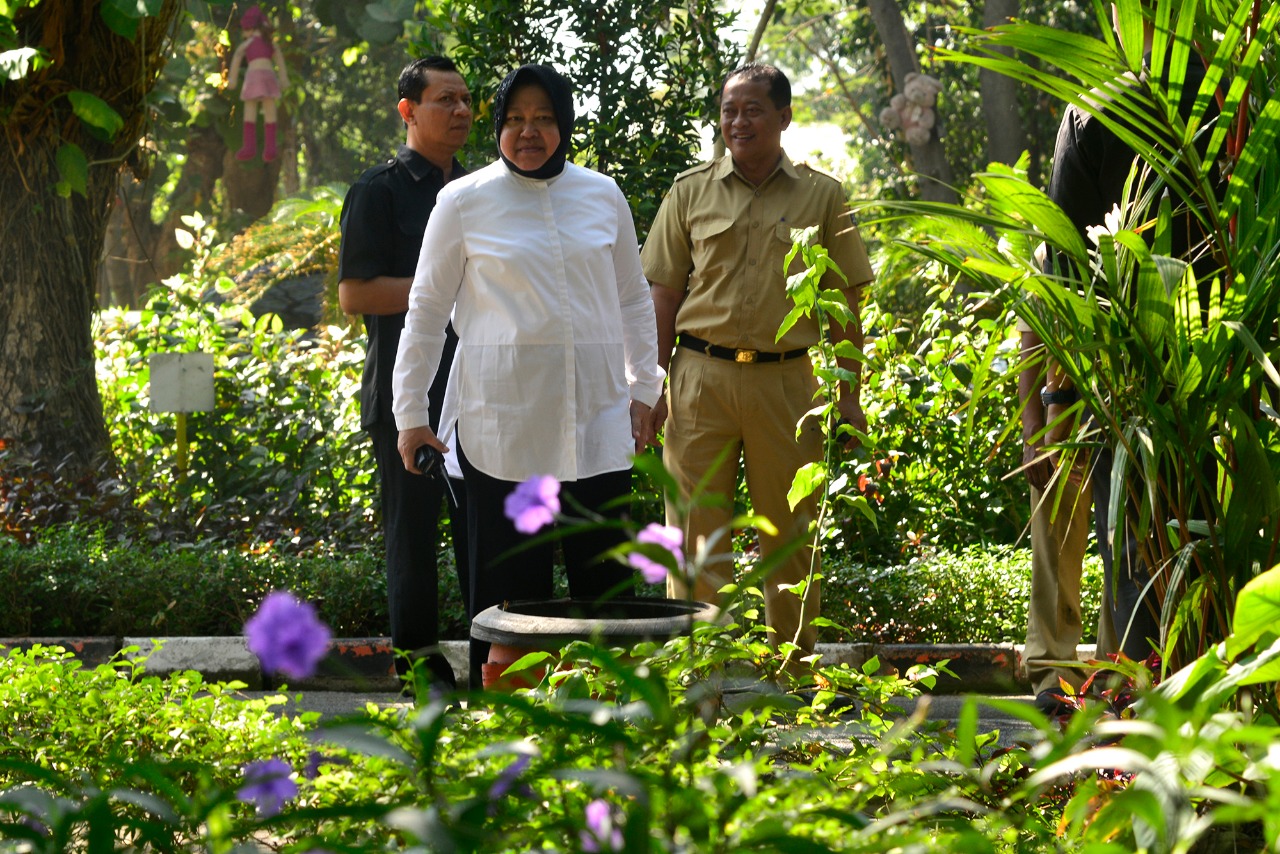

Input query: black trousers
[459,441,635,689]
[1092,445,1161,662]
[369,419,469,687]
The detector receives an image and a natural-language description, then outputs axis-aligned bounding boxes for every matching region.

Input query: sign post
[149,353,215,479]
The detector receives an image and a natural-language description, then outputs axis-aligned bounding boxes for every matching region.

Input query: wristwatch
[1040,387,1079,407]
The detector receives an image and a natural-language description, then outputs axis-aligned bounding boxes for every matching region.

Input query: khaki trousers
[662,348,823,659]
[1024,478,1118,694]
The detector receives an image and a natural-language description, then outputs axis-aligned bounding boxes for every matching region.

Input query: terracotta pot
[481,642,543,690]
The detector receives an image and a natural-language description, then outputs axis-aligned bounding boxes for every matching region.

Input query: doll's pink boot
[236,121,257,160]
[262,122,278,162]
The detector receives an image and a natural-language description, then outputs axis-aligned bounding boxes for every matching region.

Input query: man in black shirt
[337,56,473,691]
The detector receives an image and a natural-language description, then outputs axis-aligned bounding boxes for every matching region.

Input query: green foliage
[0,644,394,850]
[7,567,1280,851]
[204,184,347,327]
[1,612,1008,852]
[0,524,450,638]
[867,0,1280,675]
[826,545,1104,645]
[1,523,1096,647]
[833,290,1027,561]
[95,269,372,549]
[418,0,738,238]
[759,0,1101,200]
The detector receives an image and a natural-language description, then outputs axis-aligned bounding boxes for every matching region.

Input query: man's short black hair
[398,55,459,103]
[722,63,791,110]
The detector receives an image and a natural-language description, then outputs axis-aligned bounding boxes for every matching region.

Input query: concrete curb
[3,636,1101,694]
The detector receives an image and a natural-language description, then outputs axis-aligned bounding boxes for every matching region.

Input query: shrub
[823,544,1105,644]
[2,523,1108,647]
[94,271,374,550]
[829,287,1029,563]
[0,524,466,640]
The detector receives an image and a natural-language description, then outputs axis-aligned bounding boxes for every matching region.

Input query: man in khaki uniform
[641,64,874,667]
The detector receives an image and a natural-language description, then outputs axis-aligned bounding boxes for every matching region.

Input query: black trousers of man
[458,441,634,690]
[369,417,469,689]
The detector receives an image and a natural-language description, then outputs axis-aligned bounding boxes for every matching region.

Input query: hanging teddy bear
[879,71,943,147]
[227,5,290,162]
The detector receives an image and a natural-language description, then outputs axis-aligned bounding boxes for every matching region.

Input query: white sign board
[150,352,215,413]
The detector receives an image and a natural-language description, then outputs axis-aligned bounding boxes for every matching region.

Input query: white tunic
[392,160,664,483]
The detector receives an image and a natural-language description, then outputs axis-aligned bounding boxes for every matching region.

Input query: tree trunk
[865,0,957,203]
[0,1,180,469]
[980,0,1026,167]
[100,121,227,308]
[221,115,285,228]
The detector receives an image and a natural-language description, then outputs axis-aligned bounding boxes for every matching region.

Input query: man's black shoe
[1034,689,1074,718]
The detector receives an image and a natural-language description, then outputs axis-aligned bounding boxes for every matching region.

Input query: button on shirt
[392,161,665,483]
[641,152,873,352]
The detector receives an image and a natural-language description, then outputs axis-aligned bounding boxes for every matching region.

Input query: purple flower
[237,758,298,817]
[581,799,624,852]
[488,753,532,801]
[244,591,332,680]
[304,747,330,783]
[628,523,684,584]
[504,475,561,534]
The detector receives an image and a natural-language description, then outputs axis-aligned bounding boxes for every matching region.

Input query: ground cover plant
[4,535,1280,851]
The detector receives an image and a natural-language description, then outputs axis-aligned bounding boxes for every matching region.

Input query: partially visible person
[337,55,473,692]
[226,4,290,162]
[392,64,665,690]
[1030,0,1219,689]
[1018,318,1118,716]
[640,64,874,675]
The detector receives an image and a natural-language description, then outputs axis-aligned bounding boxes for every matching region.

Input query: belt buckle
[734,349,757,364]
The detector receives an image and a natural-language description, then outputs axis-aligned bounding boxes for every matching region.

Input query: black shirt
[1045,55,1218,284]
[338,145,465,429]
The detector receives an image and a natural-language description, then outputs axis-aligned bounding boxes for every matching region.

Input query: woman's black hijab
[492,64,574,180]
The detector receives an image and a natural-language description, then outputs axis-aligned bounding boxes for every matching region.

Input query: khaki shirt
[641,151,873,351]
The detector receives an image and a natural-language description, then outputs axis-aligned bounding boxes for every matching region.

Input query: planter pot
[471,596,719,689]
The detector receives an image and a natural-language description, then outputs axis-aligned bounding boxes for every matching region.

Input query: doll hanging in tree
[227,5,290,162]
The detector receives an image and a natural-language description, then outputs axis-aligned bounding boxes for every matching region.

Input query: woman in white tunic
[392,64,665,688]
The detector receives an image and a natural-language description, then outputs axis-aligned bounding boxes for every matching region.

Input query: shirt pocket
[689,217,734,278]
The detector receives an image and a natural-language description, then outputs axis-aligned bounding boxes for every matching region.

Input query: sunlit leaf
[55,144,88,197]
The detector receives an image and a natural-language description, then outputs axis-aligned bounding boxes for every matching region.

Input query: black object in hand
[414,445,444,478]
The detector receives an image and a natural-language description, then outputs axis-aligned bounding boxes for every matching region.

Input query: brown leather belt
[677,333,808,364]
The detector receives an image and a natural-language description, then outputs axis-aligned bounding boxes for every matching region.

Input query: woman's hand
[644,396,668,448]
[398,425,445,474]
[630,400,653,455]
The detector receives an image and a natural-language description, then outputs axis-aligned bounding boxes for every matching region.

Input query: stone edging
[1,637,1098,694]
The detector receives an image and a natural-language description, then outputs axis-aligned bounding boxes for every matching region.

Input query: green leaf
[1217,322,1280,387]
[787,462,825,510]
[1226,565,1280,658]
[67,91,125,139]
[55,144,88,197]
[505,651,553,675]
[1153,641,1226,704]
[776,304,807,342]
[1232,636,1280,687]
[366,0,416,24]
[98,0,164,38]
